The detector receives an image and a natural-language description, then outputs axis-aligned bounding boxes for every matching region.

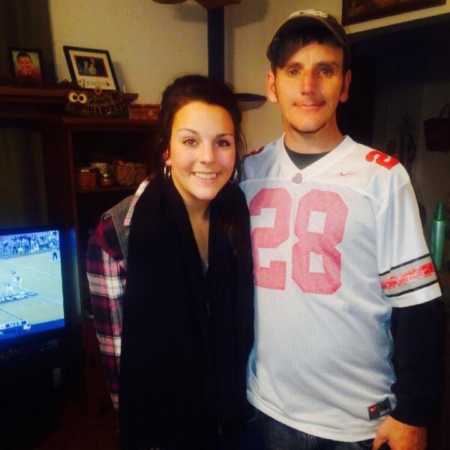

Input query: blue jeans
[256,410,374,450]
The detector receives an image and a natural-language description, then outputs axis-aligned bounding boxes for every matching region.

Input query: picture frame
[342,0,446,25]
[9,48,43,84]
[63,46,119,91]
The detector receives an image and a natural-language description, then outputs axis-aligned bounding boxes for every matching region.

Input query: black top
[119,176,254,450]
[285,144,327,170]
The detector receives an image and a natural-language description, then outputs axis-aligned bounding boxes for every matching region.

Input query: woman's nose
[200,142,215,163]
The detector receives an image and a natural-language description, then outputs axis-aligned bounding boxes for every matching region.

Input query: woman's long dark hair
[151,74,248,255]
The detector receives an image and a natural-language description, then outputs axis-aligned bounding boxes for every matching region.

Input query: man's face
[267,42,351,144]
[17,56,34,75]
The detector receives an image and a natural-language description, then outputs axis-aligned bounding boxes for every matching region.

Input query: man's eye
[286,67,300,77]
[319,66,335,77]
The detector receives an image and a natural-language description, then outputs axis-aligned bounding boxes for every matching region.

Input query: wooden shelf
[0,85,137,104]
[0,85,69,104]
[63,116,157,131]
[0,86,143,125]
[77,185,137,194]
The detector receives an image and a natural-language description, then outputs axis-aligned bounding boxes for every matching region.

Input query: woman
[86,75,254,450]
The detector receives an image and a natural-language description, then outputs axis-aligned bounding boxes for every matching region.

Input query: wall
[351,19,450,234]
[226,0,450,150]
[412,26,450,232]
[48,0,450,153]
[49,0,208,103]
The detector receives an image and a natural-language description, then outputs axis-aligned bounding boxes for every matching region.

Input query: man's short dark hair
[16,51,32,61]
[267,10,351,73]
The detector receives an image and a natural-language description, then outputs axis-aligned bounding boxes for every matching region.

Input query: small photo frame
[63,46,119,91]
[10,48,43,84]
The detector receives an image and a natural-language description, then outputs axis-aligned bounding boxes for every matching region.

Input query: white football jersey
[240,136,441,442]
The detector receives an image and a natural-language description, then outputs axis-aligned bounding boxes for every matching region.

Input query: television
[0,226,71,354]
[0,225,81,449]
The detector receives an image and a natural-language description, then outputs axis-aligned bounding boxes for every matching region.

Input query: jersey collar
[278,134,356,181]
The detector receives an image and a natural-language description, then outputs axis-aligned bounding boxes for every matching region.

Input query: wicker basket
[114,161,136,186]
[113,160,147,186]
[424,104,450,152]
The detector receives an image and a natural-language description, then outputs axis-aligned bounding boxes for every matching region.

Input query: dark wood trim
[0,86,140,119]
[343,0,445,26]
[348,11,450,43]
[62,116,157,131]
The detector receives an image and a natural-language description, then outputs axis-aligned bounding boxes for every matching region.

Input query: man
[15,51,41,81]
[240,9,442,450]
[83,58,97,76]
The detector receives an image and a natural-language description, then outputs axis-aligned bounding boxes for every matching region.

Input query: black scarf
[119,175,253,450]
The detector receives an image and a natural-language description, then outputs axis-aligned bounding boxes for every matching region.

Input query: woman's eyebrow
[175,128,199,134]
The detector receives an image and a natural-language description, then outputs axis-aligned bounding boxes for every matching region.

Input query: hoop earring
[163,164,171,178]
[230,167,238,183]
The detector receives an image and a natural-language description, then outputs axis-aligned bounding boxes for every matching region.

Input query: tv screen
[0,228,65,347]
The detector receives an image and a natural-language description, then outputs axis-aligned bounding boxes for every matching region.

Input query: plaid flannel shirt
[86,181,148,410]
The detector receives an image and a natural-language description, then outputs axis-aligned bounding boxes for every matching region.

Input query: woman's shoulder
[213,183,249,221]
[88,214,124,261]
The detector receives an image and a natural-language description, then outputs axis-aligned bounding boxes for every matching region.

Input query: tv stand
[0,339,64,450]
[0,337,59,369]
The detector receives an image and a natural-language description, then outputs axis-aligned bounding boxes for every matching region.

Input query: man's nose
[300,69,317,94]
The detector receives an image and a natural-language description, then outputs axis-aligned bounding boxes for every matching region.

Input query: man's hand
[373,416,427,450]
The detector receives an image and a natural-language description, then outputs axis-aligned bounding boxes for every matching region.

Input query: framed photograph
[342,0,446,25]
[63,46,119,91]
[9,48,43,84]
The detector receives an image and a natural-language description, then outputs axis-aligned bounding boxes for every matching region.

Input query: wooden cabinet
[0,86,159,306]
[0,87,158,448]
[60,117,158,307]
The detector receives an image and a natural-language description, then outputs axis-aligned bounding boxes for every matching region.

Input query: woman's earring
[162,149,171,178]
[163,164,171,178]
[231,167,238,183]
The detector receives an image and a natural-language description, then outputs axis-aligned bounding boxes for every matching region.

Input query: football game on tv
[0,229,65,344]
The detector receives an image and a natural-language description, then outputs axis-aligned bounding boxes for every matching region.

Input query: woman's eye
[217,139,232,148]
[183,138,197,147]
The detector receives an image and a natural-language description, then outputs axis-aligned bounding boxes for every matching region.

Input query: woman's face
[166,101,236,210]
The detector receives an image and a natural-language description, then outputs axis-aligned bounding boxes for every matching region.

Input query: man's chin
[291,123,326,135]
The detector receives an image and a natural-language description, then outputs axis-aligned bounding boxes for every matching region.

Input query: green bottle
[430,201,446,271]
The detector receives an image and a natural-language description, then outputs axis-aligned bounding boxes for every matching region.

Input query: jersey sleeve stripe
[384,280,440,298]
[379,253,431,276]
[380,255,438,297]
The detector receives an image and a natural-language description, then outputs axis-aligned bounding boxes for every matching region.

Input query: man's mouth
[296,101,324,109]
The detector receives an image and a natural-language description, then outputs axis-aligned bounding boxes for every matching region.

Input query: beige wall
[226,0,450,150]
[49,0,208,103]
[48,0,450,150]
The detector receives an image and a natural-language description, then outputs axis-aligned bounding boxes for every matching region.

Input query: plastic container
[99,171,114,188]
[77,167,96,191]
[430,200,447,271]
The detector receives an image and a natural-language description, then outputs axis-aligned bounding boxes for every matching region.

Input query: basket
[113,160,148,186]
[424,104,450,152]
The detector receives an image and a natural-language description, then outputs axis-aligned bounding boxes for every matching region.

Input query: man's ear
[339,70,352,104]
[266,70,278,103]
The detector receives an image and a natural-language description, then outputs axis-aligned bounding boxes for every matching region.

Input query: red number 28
[249,188,348,295]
